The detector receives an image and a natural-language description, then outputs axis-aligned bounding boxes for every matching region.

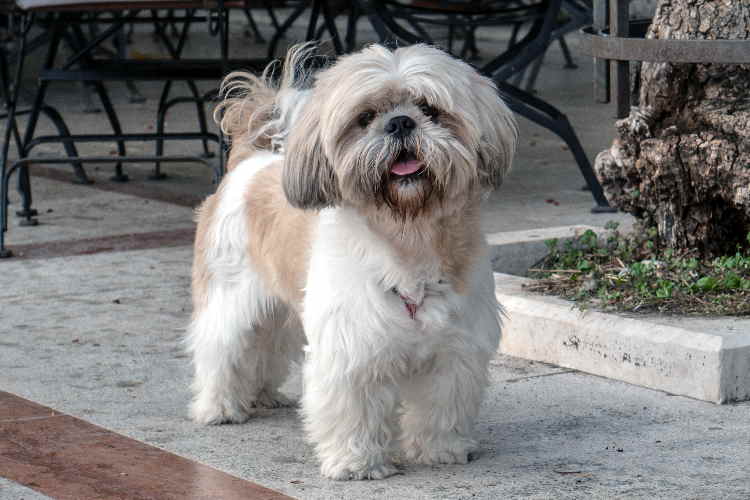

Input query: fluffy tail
[214,43,321,164]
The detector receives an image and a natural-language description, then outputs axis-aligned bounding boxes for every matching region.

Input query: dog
[187,43,517,480]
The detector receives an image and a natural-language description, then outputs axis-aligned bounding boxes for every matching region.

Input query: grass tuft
[525,222,750,315]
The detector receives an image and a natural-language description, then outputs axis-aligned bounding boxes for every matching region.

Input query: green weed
[526,224,750,315]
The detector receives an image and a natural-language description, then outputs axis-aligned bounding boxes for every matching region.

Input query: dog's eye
[358,110,375,128]
[419,102,440,119]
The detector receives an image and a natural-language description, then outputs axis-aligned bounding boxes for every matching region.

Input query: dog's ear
[282,102,341,209]
[471,74,518,190]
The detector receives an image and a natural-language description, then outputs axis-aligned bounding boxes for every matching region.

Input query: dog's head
[283,44,517,218]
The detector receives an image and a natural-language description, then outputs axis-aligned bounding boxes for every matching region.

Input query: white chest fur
[301,207,497,376]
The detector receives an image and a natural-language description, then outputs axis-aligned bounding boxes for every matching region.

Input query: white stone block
[495,273,750,403]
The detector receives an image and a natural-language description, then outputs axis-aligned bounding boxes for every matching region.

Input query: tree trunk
[594,0,750,256]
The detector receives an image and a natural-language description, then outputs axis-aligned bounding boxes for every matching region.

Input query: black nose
[385,115,416,138]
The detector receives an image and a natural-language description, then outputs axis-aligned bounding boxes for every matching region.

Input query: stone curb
[494,273,750,404]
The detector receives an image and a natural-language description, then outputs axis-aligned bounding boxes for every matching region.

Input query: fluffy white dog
[187,43,517,480]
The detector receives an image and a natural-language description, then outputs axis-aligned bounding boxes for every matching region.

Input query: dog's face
[283,44,517,218]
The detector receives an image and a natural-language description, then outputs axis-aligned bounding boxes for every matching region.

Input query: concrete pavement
[1,11,748,500]
[2,245,749,499]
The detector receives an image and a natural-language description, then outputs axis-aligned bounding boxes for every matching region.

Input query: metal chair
[0,0,271,257]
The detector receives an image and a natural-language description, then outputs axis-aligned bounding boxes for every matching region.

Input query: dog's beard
[338,135,447,219]
[379,150,436,220]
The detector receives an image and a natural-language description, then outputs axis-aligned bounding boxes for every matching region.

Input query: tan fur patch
[433,201,483,294]
[362,197,484,295]
[245,162,317,310]
[216,70,277,171]
[191,192,220,315]
[226,136,263,172]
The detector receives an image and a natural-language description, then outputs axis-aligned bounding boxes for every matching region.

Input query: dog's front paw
[322,460,399,481]
[252,389,296,409]
[403,434,479,465]
[190,397,252,425]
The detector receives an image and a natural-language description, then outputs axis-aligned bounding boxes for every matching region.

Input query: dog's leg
[301,352,400,480]
[188,155,303,424]
[400,263,501,465]
[187,267,278,425]
[399,345,491,465]
[252,309,305,409]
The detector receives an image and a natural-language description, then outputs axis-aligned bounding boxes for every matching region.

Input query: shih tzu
[187,43,517,480]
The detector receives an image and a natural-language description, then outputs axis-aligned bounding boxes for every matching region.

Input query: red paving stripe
[0,391,293,500]
[5,228,196,260]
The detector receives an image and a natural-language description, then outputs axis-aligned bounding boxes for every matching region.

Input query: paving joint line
[502,369,578,383]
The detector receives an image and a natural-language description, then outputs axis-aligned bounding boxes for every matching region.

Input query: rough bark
[595,0,750,256]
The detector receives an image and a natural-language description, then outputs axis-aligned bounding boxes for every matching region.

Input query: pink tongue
[390,159,423,176]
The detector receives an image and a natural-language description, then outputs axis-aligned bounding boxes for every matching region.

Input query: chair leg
[0,48,25,154]
[306,0,322,41]
[523,50,546,93]
[151,13,184,179]
[69,22,127,182]
[495,80,614,212]
[1,13,35,256]
[244,8,265,43]
[559,36,577,69]
[80,82,102,113]
[153,80,172,180]
[89,82,128,182]
[40,105,90,185]
[115,26,145,103]
[1,163,12,257]
[460,25,480,61]
[187,80,213,158]
[15,166,38,225]
[306,0,344,54]
[16,77,51,226]
[15,14,65,227]
[484,0,563,81]
[268,3,308,60]
[153,79,213,182]
[320,0,344,54]
[345,4,359,51]
[264,0,281,32]
[10,28,89,186]
[558,121,615,213]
